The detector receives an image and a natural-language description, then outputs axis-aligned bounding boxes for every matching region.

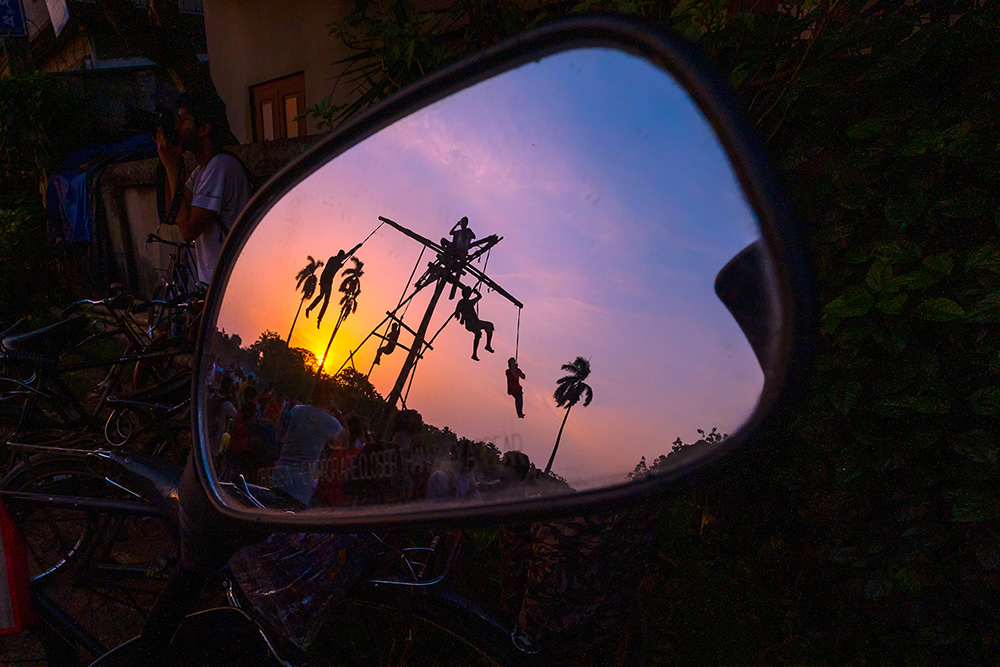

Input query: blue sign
[1,0,27,38]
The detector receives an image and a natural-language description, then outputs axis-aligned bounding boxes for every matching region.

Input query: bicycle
[1,449,537,665]
[143,233,203,341]
[0,450,178,663]
[0,292,194,458]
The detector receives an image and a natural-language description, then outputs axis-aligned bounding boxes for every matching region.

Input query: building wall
[202,0,356,143]
[38,30,90,72]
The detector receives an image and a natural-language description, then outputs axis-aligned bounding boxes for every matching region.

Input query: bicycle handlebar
[147,233,195,250]
[60,290,133,319]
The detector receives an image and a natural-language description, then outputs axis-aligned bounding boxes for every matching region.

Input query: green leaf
[876,293,908,315]
[894,567,921,595]
[874,241,921,265]
[900,128,935,157]
[963,295,1000,323]
[824,286,874,320]
[953,431,998,465]
[937,193,990,219]
[922,254,955,275]
[873,395,954,416]
[884,195,928,229]
[966,245,1000,274]
[973,529,1000,570]
[907,395,955,415]
[952,491,1000,522]
[848,116,891,141]
[892,269,944,291]
[830,380,862,414]
[864,575,892,600]
[970,386,1000,416]
[730,62,750,88]
[915,298,965,321]
[866,261,892,294]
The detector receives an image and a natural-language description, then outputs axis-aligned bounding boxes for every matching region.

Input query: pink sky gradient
[215,49,769,487]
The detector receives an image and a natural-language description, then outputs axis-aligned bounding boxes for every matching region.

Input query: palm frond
[553,356,593,408]
[302,274,318,300]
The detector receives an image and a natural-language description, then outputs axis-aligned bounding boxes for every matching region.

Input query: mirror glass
[203,47,778,516]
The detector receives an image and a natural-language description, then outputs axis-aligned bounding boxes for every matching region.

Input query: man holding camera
[156,93,250,284]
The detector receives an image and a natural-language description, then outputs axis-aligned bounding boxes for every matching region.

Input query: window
[251,72,306,142]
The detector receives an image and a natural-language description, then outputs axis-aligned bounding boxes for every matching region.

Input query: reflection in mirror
[204,48,777,516]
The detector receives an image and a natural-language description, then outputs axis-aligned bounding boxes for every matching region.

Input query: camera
[125,106,178,145]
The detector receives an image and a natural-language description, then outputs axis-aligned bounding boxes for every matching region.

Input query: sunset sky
[215,48,768,488]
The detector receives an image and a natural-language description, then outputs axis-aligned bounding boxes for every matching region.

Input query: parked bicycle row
[0,276,202,467]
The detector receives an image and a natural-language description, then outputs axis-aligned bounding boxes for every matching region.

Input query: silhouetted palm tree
[287,256,323,345]
[319,257,364,373]
[545,356,593,474]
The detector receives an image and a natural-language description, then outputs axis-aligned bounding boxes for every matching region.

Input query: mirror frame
[192,13,814,529]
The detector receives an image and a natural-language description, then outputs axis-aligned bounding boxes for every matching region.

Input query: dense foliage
[0,74,78,319]
[309,0,1000,661]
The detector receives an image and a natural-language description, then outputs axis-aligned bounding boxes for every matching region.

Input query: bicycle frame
[1,302,193,451]
[145,235,203,338]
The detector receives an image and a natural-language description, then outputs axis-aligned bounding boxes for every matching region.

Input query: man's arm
[157,129,219,243]
[327,419,349,451]
[178,197,220,244]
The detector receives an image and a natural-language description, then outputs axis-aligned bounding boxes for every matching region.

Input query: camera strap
[160,160,187,227]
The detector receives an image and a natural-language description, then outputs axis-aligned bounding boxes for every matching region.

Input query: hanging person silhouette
[455,285,495,361]
[506,357,526,418]
[306,242,363,327]
[373,321,401,365]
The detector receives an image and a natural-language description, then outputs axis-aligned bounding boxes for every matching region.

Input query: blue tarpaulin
[46,134,156,244]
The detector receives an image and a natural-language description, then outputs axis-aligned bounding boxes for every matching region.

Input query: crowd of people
[203,359,553,511]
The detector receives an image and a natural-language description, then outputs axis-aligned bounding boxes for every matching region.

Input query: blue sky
[217,48,768,487]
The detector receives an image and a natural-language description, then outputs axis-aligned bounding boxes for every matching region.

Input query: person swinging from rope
[373,321,401,365]
[306,242,363,328]
[455,284,495,361]
[506,357,526,419]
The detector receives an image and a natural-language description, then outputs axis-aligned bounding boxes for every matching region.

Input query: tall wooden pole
[385,275,448,410]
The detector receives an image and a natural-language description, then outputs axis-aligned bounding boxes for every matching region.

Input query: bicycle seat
[1,315,90,360]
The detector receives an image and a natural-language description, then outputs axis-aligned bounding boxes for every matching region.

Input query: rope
[363,244,427,380]
[473,247,492,315]
[425,310,454,349]
[399,246,426,321]
[360,220,385,247]
[515,307,521,361]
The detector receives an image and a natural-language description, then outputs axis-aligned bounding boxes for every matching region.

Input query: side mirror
[193,15,812,528]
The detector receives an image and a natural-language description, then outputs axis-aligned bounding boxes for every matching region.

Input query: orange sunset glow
[212,48,770,488]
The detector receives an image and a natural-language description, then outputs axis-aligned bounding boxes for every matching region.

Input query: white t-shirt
[185,153,250,283]
[274,405,345,505]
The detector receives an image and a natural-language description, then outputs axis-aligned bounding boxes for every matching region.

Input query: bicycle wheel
[0,453,177,658]
[307,591,529,666]
[0,378,65,448]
